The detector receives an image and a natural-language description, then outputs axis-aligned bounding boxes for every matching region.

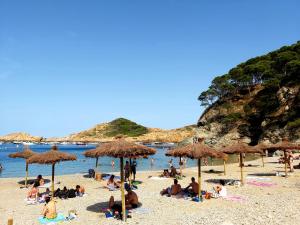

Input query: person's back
[170,179,181,195]
[43,198,57,219]
[191,181,199,194]
[170,166,177,177]
[28,182,39,200]
[125,184,139,209]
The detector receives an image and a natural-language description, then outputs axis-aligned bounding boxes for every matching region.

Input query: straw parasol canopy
[83,147,105,169]
[9,147,37,187]
[260,140,300,151]
[166,142,227,200]
[221,143,263,185]
[9,148,36,159]
[259,140,300,177]
[98,139,156,158]
[222,143,264,154]
[27,145,77,198]
[92,139,156,221]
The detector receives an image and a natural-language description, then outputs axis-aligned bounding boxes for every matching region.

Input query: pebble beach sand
[1,156,300,225]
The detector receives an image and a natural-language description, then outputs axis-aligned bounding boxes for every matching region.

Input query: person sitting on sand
[170,166,179,177]
[161,169,170,177]
[125,183,139,209]
[212,180,227,198]
[40,188,50,202]
[109,184,139,212]
[36,175,45,186]
[107,175,120,190]
[27,181,39,201]
[60,186,69,199]
[42,197,57,219]
[75,185,85,197]
[184,177,199,196]
[160,179,182,196]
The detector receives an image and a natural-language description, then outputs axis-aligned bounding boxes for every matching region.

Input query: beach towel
[131,208,152,214]
[222,195,247,203]
[149,176,168,180]
[246,176,272,181]
[38,213,65,224]
[246,180,277,187]
[132,181,142,186]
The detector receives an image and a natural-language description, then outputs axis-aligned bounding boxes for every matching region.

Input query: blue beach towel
[38,213,65,224]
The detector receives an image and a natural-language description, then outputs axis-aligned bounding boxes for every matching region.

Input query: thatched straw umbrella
[260,140,300,177]
[9,147,37,187]
[93,139,156,221]
[222,143,263,185]
[27,146,77,198]
[166,142,227,200]
[84,147,104,169]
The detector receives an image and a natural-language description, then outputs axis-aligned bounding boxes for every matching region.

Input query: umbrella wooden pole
[51,164,55,199]
[223,160,226,176]
[95,157,99,168]
[120,157,126,221]
[25,163,29,187]
[179,157,182,177]
[198,158,202,201]
[284,150,288,178]
[261,155,265,167]
[239,153,244,185]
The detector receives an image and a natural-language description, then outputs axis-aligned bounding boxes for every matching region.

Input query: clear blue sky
[1,0,300,137]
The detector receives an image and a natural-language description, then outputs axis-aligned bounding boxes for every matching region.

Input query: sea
[0,143,256,178]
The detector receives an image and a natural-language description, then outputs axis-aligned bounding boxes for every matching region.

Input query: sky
[0,0,300,137]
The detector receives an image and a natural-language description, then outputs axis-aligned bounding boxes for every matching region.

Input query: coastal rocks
[0,132,43,142]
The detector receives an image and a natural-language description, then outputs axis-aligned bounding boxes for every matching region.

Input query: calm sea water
[0,143,257,178]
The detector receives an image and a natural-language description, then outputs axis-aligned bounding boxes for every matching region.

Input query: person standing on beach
[124,161,130,182]
[131,160,137,181]
[111,160,115,170]
[150,158,155,168]
[168,159,173,168]
[287,151,294,172]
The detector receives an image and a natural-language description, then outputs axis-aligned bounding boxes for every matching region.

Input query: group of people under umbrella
[8,138,300,221]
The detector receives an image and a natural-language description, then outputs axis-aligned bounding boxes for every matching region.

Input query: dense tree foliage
[104,118,149,137]
[198,41,300,107]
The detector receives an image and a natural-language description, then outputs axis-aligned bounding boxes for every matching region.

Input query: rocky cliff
[196,42,300,147]
[0,132,43,142]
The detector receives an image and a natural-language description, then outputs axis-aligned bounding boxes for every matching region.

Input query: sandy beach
[0,156,300,225]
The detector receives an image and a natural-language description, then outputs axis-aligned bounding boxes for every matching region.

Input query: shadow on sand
[247,173,277,177]
[205,179,238,184]
[18,179,50,185]
[203,170,224,174]
[86,201,143,213]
